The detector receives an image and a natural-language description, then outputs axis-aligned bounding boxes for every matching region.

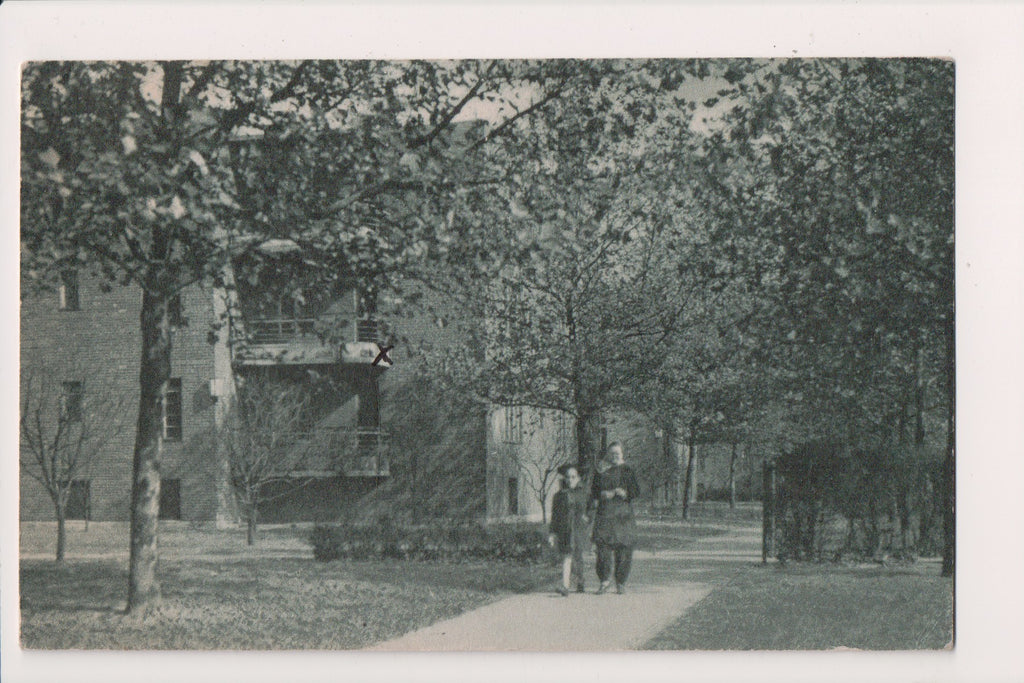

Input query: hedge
[309,516,551,565]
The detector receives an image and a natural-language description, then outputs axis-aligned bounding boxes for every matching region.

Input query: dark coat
[550,486,589,553]
[589,464,640,547]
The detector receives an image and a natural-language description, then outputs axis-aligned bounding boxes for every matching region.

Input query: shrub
[309,517,550,565]
[309,524,343,562]
[771,441,945,562]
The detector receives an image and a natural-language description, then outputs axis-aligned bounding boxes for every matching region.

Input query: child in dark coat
[548,464,589,596]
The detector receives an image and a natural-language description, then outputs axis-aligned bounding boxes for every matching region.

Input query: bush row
[309,517,551,564]
[770,441,945,562]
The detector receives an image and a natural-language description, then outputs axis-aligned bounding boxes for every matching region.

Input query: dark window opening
[59,270,79,311]
[356,373,380,429]
[168,293,184,327]
[507,477,518,515]
[162,378,182,441]
[61,381,83,422]
[65,479,90,520]
[159,478,182,520]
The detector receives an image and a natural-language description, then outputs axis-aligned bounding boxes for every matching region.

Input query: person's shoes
[556,585,569,597]
[596,581,611,595]
[576,583,586,594]
[616,584,626,595]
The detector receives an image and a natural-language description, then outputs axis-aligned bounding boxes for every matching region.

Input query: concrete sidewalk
[367,525,762,651]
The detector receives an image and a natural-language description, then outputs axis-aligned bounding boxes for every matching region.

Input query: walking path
[367,524,763,651]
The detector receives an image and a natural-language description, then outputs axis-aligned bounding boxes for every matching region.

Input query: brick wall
[20,275,221,521]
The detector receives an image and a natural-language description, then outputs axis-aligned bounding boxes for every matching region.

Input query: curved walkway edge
[367,524,762,651]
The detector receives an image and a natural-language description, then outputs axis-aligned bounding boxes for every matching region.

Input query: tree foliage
[20,58,957,587]
[20,59,574,613]
[419,60,729,470]
[692,58,954,567]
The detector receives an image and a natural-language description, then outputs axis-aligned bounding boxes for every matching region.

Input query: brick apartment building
[20,240,394,524]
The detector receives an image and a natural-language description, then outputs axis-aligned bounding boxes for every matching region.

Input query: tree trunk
[681,428,697,520]
[941,310,955,577]
[898,487,912,551]
[728,441,738,509]
[919,472,934,549]
[127,288,172,615]
[662,427,677,507]
[247,503,258,546]
[761,460,776,563]
[575,411,601,473]
[410,444,419,511]
[127,62,183,616]
[906,356,924,553]
[55,504,66,563]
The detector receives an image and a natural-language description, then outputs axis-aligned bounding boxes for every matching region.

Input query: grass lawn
[20,556,551,649]
[20,518,720,649]
[633,520,725,552]
[644,561,953,650]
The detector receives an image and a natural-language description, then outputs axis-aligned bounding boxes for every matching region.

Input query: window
[162,378,182,441]
[250,295,313,342]
[557,413,571,451]
[59,270,79,311]
[357,373,380,429]
[65,479,90,520]
[503,406,523,444]
[159,478,182,520]
[168,293,184,327]
[507,477,518,515]
[60,381,83,422]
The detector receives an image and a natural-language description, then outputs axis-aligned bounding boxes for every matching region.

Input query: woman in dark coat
[588,441,640,594]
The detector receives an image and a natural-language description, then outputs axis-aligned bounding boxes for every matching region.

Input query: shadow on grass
[21,553,556,649]
[644,560,953,650]
[20,561,128,614]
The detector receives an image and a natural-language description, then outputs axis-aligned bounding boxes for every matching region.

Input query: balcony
[237,428,389,478]
[233,317,387,367]
[250,318,317,344]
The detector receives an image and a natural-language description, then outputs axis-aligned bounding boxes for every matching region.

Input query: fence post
[762,460,776,564]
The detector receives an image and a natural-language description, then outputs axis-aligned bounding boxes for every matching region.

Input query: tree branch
[409,62,495,151]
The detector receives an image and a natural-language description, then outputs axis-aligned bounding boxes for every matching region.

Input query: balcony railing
[356,319,380,343]
[228,427,388,477]
[249,317,317,344]
[235,317,386,366]
[244,318,380,345]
